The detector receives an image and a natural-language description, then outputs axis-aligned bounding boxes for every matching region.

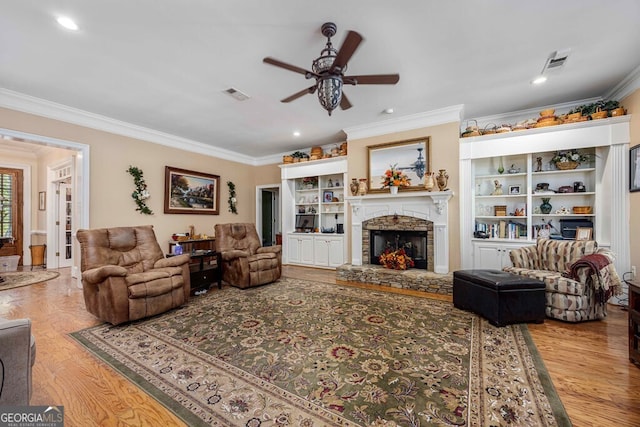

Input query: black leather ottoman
[453,269,545,327]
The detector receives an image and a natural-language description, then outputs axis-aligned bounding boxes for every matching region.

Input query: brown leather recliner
[76,225,191,325]
[214,223,281,289]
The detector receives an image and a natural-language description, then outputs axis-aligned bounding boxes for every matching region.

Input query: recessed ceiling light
[531,75,547,85]
[383,108,394,114]
[56,16,79,31]
[293,131,301,137]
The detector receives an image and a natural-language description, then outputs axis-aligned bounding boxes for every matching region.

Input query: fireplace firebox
[369,230,428,269]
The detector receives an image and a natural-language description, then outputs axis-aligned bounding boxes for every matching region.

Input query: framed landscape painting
[164,166,220,214]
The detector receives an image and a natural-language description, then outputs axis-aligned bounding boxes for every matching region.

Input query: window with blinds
[0,173,13,238]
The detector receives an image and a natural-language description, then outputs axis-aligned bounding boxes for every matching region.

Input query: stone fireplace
[336,191,453,295]
[346,191,452,273]
[365,216,432,270]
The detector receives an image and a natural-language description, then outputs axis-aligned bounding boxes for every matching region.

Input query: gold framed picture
[575,227,593,241]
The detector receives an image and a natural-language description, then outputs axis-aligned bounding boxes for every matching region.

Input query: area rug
[70,277,571,426]
[0,270,60,291]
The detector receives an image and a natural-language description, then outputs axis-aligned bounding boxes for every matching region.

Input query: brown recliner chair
[76,225,191,325]
[214,223,281,289]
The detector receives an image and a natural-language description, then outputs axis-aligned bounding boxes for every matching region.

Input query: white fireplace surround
[347,191,453,273]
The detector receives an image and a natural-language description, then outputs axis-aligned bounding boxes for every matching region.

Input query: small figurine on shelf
[536,157,543,172]
[491,180,503,195]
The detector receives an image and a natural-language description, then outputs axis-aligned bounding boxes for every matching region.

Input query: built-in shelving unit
[280,157,348,269]
[459,116,631,275]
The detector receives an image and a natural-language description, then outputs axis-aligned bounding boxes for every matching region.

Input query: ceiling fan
[263,22,400,116]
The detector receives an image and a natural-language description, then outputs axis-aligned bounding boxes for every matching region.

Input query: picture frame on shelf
[367,137,431,192]
[323,190,334,203]
[164,166,220,215]
[575,227,593,241]
[630,145,640,192]
[508,185,521,195]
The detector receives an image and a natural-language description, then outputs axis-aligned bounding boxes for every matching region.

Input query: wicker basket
[283,155,293,164]
[555,161,579,170]
[572,206,592,214]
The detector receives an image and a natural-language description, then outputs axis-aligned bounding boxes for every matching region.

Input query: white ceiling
[2,0,639,161]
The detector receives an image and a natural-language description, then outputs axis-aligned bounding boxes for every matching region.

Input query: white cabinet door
[287,234,314,265]
[300,235,315,264]
[313,235,344,267]
[327,237,344,267]
[286,234,302,263]
[473,241,520,269]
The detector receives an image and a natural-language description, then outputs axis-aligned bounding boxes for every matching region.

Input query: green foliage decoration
[227,181,237,214]
[126,166,153,215]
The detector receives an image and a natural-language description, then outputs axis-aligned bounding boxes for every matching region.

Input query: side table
[629,280,640,366]
[168,250,221,296]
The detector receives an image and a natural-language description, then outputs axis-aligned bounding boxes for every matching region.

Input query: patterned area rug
[0,270,60,291]
[70,277,570,426]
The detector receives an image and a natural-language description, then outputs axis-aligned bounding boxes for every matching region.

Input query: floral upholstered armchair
[76,225,191,325]
[214,223,281,289]
[504,238,622,322]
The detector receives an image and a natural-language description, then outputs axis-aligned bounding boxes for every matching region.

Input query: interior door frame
[0,127,90,277]
[255,183,281,246]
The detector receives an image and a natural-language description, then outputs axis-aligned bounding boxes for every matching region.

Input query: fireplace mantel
[346,190,453,273]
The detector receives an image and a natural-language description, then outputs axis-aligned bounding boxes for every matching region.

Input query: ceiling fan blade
[343,74,400,85]
[263,57,314,77]
[340,92,352,110]
[330,31,363,73]
[281,85,317,103]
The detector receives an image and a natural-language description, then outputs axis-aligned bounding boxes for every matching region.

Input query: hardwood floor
[2,265,639,426]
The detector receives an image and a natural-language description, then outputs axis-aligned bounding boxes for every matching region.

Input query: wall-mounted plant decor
[227,181,237,214]
[127,166,153,215]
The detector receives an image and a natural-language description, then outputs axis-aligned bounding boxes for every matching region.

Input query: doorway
[256,185,280,247]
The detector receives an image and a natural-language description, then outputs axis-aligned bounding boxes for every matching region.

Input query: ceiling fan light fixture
[317,75,343,116]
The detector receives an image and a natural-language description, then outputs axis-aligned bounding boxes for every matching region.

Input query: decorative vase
[436,169,449,191]
[357,179,368,196]
[350,178,359,196]
[424,172,436,191]
[498,158,505,174]
[540,198,552,214]
[389,186,399,195]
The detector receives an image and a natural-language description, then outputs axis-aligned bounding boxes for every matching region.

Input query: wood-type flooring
[0,265,638,426]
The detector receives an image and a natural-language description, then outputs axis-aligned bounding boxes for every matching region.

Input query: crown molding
[606,63,640,102]
[343,104,464,141]
[0,89,258,165]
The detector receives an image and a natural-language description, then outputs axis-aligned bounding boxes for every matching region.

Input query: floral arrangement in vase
[378,248,415,270]
[302,176,318,188]
[380,164,411,189]
[550,150,593,170]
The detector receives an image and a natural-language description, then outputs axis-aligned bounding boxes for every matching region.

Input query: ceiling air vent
[223,87,250,101]
[542,49,571,73]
